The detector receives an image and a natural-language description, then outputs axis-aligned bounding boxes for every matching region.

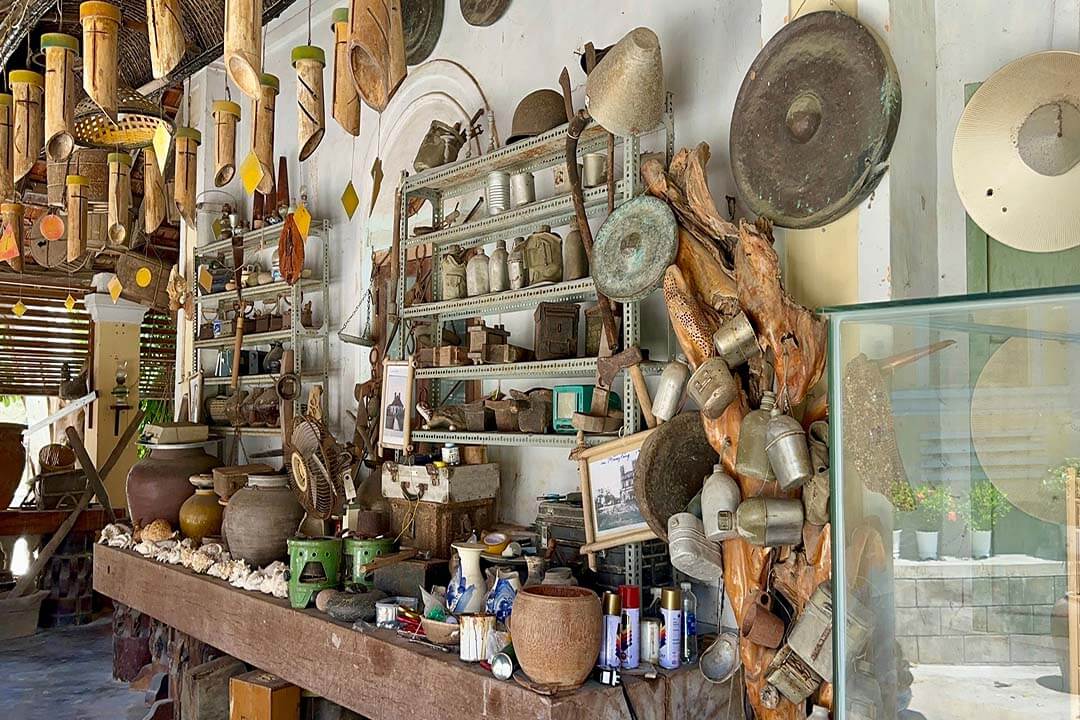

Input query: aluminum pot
[509,585,602,690]
[765,411,813,491]
[713,311,759,369]
[222,474,305,567]
[127,442,221,527]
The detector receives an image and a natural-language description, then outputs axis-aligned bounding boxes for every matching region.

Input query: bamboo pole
[142,147,167,233]
[79,1,121,122]
[252,73,278,195]
[292,45,326,161]
[146,0,185,80]
[41,33,79,163]
[173,127,200,227]
[212,99,240,187]
[224,0,264,100]
[107,151,131,244]
[1,202,24,271]
[347,0,406,112]
[11,70,44,184]
[331,7,360,136]
[0,95,13,201]
[66,174,89,262]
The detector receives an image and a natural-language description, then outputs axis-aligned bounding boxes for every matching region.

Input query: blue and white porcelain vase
[485,567,521,625]
[448,542,487,615]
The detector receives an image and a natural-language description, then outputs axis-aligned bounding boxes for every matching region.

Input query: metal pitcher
[687,357,737,419]
[765,410,813,491]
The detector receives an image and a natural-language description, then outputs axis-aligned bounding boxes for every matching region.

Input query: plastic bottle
[659,587,682,670]
[680,581,698,663]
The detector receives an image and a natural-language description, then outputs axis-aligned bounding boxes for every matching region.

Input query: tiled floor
[908,663,1072,719]
[0,618,145,720]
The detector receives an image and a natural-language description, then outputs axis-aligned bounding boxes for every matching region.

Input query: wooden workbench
[94,546,738,719]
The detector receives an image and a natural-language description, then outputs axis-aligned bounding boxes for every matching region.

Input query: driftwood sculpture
[646,145,829,719]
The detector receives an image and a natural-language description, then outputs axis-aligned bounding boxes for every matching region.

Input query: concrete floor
[908,663,1072,719]
[0,618,145,720]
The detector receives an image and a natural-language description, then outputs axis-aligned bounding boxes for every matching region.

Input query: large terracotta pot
[126,442,221,527]
[0,423,26,508]
[509,585,602,690]
[222,474,304,567]
[179,475,223,542]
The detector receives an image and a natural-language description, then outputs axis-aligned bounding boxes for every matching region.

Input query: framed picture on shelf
[379,358,414,452]
[577,428,657,556]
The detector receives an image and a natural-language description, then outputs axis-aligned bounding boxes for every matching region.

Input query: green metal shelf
[401,278,597,322]
[409,430,612,448]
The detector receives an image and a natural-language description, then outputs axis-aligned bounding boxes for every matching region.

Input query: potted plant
[912,484,955,560]
[891,483,917,559]
[962,481,1010,559]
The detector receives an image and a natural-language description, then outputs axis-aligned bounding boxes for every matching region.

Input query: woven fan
[286,416,350,519]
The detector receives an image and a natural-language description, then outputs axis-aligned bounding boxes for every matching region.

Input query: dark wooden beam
[0,508,125,537]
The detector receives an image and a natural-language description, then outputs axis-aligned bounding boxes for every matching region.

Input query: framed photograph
[378,358,414,452]
[578,428,657,555]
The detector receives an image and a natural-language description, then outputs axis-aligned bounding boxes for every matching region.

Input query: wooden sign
[251,74,278,194]
[173,127,200,227]
[142,147,167,233]
[0,202,24,271]
[66,174,89,262]
[10,70,44,184]
[146,0,186,80]
[79,2,121,122]
[0,95,13,201]
[331,7,360,136]
[212,100,240,186]
[224,0,264,99]
[107,152,131,244]
[41,33,79,162]
[292,46,326,161]
[347,0,407,112]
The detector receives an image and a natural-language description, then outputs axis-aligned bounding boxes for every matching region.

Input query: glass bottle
[466,247,490,296]
[507,237,527,290]
[489,239,509,292]
[734,390,775,482]
[680,581,698,664]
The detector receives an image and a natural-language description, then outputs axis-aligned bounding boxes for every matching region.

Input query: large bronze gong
[730,11,901,229]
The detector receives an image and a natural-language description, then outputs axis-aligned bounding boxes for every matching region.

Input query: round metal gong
[459,0,509,27]
[635,412,718,542]
[730,11,901,229]
[592,195,677,302]
[403,0,444,66]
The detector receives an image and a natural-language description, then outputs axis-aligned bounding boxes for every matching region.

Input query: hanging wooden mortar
[142,147,167,233]
[0,94,13,201]
[107,151,131,244]
[212,100,240,186]
[146,0,185,79]
[347,0,407,112]
[252,73,278,194]
[41,33,79,163]
[1,202,24,271]
[173,127,201,227]
[66,174,89,262]
[79,2,121,122]
[331,7,360,136]
[224,0,264,100]
[10,70,44,184]
[292,45,326,161]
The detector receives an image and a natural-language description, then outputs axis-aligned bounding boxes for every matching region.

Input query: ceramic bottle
[447,542,487,614]
[489,239,509,292]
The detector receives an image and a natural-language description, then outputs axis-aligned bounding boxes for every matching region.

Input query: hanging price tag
[65,294,76,312]
[369,157,383,215]
[240,151,265,195]
[294,203,311,239]
[108,275,124,302]
[341,180,359,220]
[152,124,172,175]
[12,299,26,317]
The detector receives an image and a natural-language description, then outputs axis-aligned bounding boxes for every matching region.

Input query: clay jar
[0,423,26,508]
[510,585,602,690]
[179,475,223,542]
[222,474,305,567]
[126,442,221,527]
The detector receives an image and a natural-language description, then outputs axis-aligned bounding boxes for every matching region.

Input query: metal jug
[687,357,737,419]
[765,410,813,491]
[466,247,490,296]
[735,497,803,547]
[713,311,760,369]
[507,237,528,290]
[652,357,690,422]
[442,245,467,300]
[524,225,562,285]
[562,223,589,281]
[488,239,509,292]
[701,463,741,542]
[734,390,776,483]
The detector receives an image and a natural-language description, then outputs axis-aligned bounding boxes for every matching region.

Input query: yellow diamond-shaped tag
[341,180,359,219]
[198,266,213,292]
[108,275,123,303]
[65,294,76,312]
[240,151,265,195]
[152,124,172,174]
[211,218,223,240]
[12,299,26,316]
[294,203,311,239]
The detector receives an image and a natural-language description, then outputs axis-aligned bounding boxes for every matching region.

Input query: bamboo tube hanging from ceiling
[347,0,407,112]
[142,147,167,233]
[252,73,278,195]
[11,70,44,184]
[107,152,132,244]
[1,202,24,271]
[330,7,360,136]
[0,95,13,201]
[66,174,89,262]
[292,45,326,161]
[173,127,200,226]
[79,2,122,122]
[146,0,186,80]
[41,33,79,163]
[212,100,240,187]
[224,0,264,99]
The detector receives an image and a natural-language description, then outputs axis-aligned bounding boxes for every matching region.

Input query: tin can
[441,443,461,465]
[486,171,510,215]
[640,618,660,664]
[510,171,535,207]
[582,152,607,188]
[659,587,683,670]
[618,585,640,669]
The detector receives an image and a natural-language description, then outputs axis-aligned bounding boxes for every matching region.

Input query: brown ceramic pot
[509,585,602,690]
[221,474,305,567]
[179,475,223,542]
[0,423,26,508]
[126,442,221,527]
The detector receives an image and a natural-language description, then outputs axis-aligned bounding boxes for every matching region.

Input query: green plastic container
[287,537,342,609]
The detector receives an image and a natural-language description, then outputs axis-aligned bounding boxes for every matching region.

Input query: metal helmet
[506,89,566,144]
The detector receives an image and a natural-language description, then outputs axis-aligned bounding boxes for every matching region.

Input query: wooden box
[485,344,532,364]
[212,464,274,501]
[387,497,496,559]
[382,462,499,504]
[467,322,509,353]
[229,671,300,720]
[436,346,470,367]
[181,656,247,720]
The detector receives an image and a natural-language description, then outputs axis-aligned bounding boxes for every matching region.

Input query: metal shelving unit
[393,97,674,448]
[192,219,332,438]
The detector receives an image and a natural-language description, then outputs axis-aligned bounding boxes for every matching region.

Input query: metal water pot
[734,390,776,483]
[466,247,490,296]
[735,497,803,547]
[701,463,741,542]
[687,357,737,419]
[765,410,813,491]
[442,246,467,299]
[508,237,528,290]
[488,240,509,292]
[652,357,690,422]
[712,311,760,369]
[562,224,589,281]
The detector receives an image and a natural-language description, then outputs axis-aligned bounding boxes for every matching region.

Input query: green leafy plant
[1045,459,1080,502]
[912,483,956,532]
[136,398,173,458]
[963,481,1011,532]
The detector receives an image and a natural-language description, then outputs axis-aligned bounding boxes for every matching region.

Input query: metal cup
[740,591,785,649]
[582,152,607,188]
[712,311,760,369]
[510,171,535,207]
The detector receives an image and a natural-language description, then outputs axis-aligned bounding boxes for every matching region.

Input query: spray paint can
[659,587,683,670]
[600,591,622,668]
[619,585,641,669]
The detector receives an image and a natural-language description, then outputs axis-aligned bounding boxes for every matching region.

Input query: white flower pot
[916,530,939,560]
[893,529,902,559]
[971,529,992,559]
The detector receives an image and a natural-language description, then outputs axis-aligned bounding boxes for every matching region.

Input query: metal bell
[652,356,690,423]
[765,409,813,491]
[735,497,803,547]
[701,463,740,542]
[713,311,760,369]
[734,390,776,483]
[687,357,737,419]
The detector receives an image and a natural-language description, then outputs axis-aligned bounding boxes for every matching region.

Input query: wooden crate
[387,497,496,559]
[181,656,247,720]
[229,671,300,720]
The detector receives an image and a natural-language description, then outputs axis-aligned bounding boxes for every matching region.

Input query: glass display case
[826,287,1080,720]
